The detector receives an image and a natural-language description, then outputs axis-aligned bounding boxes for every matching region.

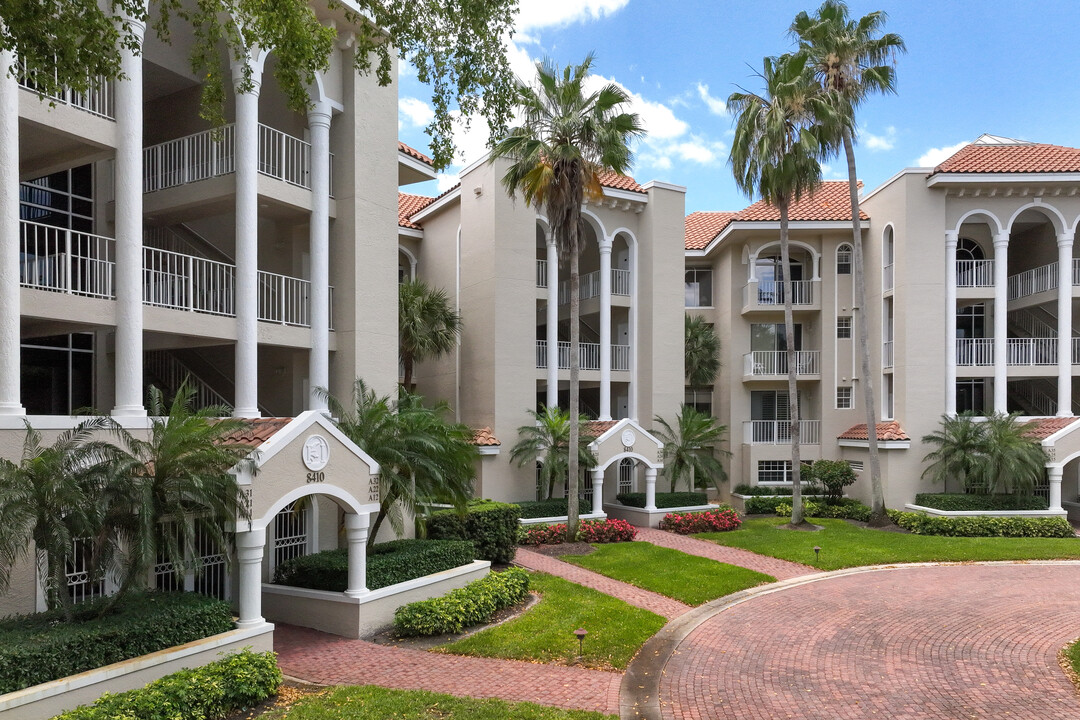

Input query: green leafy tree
[685,314,720,409]
[981,414,1047,499]
[3,0,517,168]
[791,0,906,525]
[920,413,988,494]
[728,53,829,527]
[811,459,857,504]
[491,55,644,539]
[653,406,730,493]
[399,278,462,391]
[509,406,595,501]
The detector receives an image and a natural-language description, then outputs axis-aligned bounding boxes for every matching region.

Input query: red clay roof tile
[583,420,619,439]
[398,193,436,230]
[597,171,646,194]
[734,181,868,223]
[837,421,909,442]
[398,141,433,166]
[933,143,1080,175]
[1021,416,1080,440]
[471,427,501,446]
[219,417,293,447]
[685,212,737,250]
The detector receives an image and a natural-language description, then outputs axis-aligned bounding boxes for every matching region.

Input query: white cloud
[399,97,434,128]
[863,126,897,152]
[696,83,727,116]
[917,141,969,168]
[515,0,629,32]
[436,173,460,192]
[586,74,688,140]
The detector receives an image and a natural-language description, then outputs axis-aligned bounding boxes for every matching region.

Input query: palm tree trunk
[780,200,804,526]
[402,355,413,391]
[368,490,396,550]
[843,129,887,525]
[567,249,581,539]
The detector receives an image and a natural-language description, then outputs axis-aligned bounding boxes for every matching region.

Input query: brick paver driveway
[641,563,1080,720]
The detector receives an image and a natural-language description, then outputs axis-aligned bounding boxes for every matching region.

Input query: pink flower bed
[661,507,742,534]
[520,523,569,545]
[577,518,637,543]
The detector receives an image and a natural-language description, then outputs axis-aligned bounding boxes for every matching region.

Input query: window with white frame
[273,501,309,570]
[685,268,713,307]
[837,386,854,409]
[837,244,853,274]
[758,460,791,484]
[837,316,852,339]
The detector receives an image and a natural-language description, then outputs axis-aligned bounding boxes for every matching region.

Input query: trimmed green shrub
[775,498,873,522]
[913,493,1049,512]
[273,539,475,592]
[393,567,531,637]
[887,510,1076,538]
[733,485,802,497]
[512,498,593,519]
[0,592,233,695]
[744,494,828,514]
[812,460,857,504]
[615,491,707,508]
[426,501,521,563]
[51,650,281,720]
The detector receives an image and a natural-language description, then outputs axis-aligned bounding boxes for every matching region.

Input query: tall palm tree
[510,406,596,501]
[491,54,644,539]
[728,53,828,526]
[981,413,1047,499]
[791,1,906,525]
[399,278,463,390]
[685,314,720,411]
[654,406,730,494]
[920,413,988,494]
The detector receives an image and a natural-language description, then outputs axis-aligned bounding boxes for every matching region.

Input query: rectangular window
[685,268,713,307]
[837,316,852,339]
[750,323,803,352]
[837,386,853,409]
[758,460,791,484]
[618,460,634,494]
[837,245,852,274]
[684,388,712,415]
[848,460,864,472]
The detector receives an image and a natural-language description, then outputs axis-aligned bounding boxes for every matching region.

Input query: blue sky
[395,0,1080,214]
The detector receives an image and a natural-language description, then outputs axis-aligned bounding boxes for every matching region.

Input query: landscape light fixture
[814,546,821,560]
[574,627,588,661]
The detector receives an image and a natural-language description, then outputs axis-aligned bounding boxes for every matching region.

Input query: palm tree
[920,413,988,494]
[791,1,906,525]
[491,54,644,539]
[728,53,828,527]
[654,406,730,494]
[399,278,463,390]
[510,406,595,501]
[981,413,1047,499]
[685,315,720,411]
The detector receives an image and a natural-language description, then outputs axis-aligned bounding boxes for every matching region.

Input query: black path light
[574,627,588,662]
[814,545,821,561]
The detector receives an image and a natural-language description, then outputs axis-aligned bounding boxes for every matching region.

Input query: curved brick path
[649,563,1080,720]
[274,624,621,714]
[633,527,813,581]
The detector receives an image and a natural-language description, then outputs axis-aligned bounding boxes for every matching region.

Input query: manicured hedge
[513,498,593,519]
[393,567,531,637]
[272,539,475,592]
[0,592,233,695]
[51,650,281,720]
[744,495,827,514]
[733,484,799,496]
[661,507,742,534]
[913,493,1049,512]
[887,510,1076,538]
[775,498,873,522]
[427,501,521,563]
[615,492,708,508]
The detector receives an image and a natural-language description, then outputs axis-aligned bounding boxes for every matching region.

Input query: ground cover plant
[888,511,1074,538]
[272,539,474,592]
[661,507,742,534]
[699,517,1080,571]
[564,542,773,605]
[394,568,530,637]
[774,498,872,521]
[260,685,615,720]
[438,572,665,671]
[518,519,636,546]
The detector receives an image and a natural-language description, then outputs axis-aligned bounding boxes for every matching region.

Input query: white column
[307,100,332,412]
[344,512,370,597]
[546,237,559,408]
[1057,233,1074,416]
[945,231,958,416]
[599,238,613,420]
[644,467,657,511]
[231,54,264,418]
[591,468,605,517]
[111,13,148,417]
[1048,465,1064,512]
[0,50,23,416]
[993,232,1009,413]
[235,527,266,628]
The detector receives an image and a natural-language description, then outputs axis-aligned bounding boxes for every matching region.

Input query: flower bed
[661,507,742,534]
[518,518,638,545]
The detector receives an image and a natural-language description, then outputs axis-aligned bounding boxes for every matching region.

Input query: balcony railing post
[63,228,73,294]
[186,255,195,311]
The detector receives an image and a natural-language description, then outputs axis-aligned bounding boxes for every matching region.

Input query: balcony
[741,279,818,313]
[17,59,114,120]
[742,420,821,445]
[883,340,894,368]
[955,338,993,366]
[1007,259,1080,301]
[536,341,630,371]
[743,350,820,378]
[557,269,632,303]
[1006,338,1057,366]
[536,259,548,288]
[957,259,994,288]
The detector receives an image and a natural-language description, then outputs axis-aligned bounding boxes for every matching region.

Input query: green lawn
[563,542,774,605]
[264,686,615,719]
[1066,638,1080,688]
[437,572,665,671]
[698,517,1080,570]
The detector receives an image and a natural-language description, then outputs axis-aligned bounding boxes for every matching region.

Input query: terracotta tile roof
[471,427,500,447]
[1021,416,1080,440]
[598,171,646,194]
[219,417,293,447]
[837,421,910,442]
[583,420,619,439]
[398,192,435,230]
[685,212,736,250]
[735,181,868,223]
[933,143,1080,175]
[398,141,433,166]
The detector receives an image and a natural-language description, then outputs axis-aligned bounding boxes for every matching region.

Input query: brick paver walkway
[634,527,814,580]
[514,546,690,619]
[655,563,1080,720]
[274,624,621,715]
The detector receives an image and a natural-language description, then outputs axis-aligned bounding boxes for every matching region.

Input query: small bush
[427,501,521,563]
[577,518,637,543]
[513,498,593,519]
[0,592,234,695]
[393,567,531,637]
[913,493,1049,512]
[272,539,475,592]
[51,650,281,720]
[518,523,569,546]
[812,460,857,504]
[615,492,707,508]
[661,507,742,534]
[887,510,1076,538]
[775,498,872,522]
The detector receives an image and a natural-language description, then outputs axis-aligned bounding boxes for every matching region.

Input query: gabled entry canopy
[586,417,664,472]
[228,411,382,532]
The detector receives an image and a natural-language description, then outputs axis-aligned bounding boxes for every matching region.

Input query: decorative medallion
[302,434,331,471]
[621,428,637,447]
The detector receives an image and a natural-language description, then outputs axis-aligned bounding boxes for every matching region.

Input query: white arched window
[837,244,853,275]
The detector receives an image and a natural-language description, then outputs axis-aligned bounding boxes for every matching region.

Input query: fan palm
[728,52,829,526]
[509,406,596,501]
[920,413,988,494]
[981,413,1047,499]
[685,315,720,408]
[399,278,463,390]
[491,54,644,539]
[791,1,906,524]
[653,406,730,494]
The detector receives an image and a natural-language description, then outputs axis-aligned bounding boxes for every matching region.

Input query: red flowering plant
[577,518,637,543]
[661,507,742,534]
[519,523,569,546]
